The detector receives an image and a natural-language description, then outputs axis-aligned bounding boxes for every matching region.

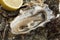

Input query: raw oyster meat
[10,3,55,34]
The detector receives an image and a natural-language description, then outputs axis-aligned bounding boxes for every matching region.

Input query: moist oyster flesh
[10,4,55,34]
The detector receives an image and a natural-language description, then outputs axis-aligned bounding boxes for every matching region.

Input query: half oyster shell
[10,3,55,34]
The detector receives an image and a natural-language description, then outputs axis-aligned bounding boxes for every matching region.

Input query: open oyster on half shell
[10,2,55,34]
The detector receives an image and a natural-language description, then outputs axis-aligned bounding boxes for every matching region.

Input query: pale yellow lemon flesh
[0,0,23,11]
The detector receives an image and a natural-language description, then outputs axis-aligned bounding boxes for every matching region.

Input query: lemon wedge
[0,0,23,11]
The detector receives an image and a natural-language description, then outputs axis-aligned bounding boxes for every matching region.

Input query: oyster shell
[10,3,55,34]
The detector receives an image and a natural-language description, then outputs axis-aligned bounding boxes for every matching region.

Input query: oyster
[10,2,55,34]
